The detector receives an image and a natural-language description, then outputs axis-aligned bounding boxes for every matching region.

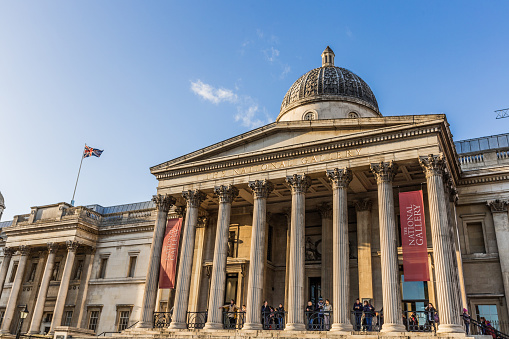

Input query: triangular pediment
[150,115,447,176]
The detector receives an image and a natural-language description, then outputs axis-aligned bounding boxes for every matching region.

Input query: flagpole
[71,144,86,206]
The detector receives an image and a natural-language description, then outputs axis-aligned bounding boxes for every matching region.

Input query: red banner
[399,191,430,281]
[159,218,183,289]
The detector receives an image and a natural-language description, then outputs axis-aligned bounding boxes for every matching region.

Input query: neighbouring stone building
[1,46,509,337]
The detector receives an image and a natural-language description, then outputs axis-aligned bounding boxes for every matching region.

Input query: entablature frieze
[155,123,444,181]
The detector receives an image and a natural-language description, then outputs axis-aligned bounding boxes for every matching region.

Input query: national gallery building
[1,47,509,338]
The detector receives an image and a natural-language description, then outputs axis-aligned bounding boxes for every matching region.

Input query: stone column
[488,199,509,316]
[29,243,58,334]
[283,209,291,310]
[318,203,333,304]
[0,248,14,298]
[50,241,79,333]
[1,246,30,334]
[243,180,273,330]
[285,174,310,331]
[204,185,239,330]
[370,161,406,333]
[326,168,353,332]
[169,190,205,330]
[355,199,373,302]
[137,194,176,328]
[419,154,463,333]
[75,247,96,328]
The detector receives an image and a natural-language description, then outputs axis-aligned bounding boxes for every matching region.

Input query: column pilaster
[370,161,406,333]
[318,203,333,305]
[0,247,14,299]
[488,199,509,316]
[1,246,30,334]
[355,199,373,302]
[243,180,273,330]
[75,247,96,328]
[419,154,463,333]
[50,241,79,333]
[169,190,205,330]
[327,168,353,332]
[204,185,239,330]
[29,243,58,334]
[284,174,310,332]
[137,194,176,328]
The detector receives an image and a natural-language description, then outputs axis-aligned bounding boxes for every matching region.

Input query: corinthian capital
[214,185,239,204]
[182,190,206,208]
[354,199,372,212]
[488,199,508,213]
[3,247,14,258]
[47,243,58,254]
[370,161,398,184]
[248,180,274,199]
[285,174,311,194]
[19,245,30,256]
[326,168,352,189]
[66,240,79,252]
[419,154,445,178]
[152,194,176,213]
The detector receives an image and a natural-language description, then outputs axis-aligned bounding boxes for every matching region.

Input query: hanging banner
[159,218,183,289]
[399,190,430,281]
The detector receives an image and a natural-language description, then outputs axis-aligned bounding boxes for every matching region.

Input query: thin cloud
[190,80,237,104]
[346,27,353,38]
[264,47,280,63]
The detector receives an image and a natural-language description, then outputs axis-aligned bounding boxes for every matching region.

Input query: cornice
[459,174,509,186]
[154,121,443,180]
[98,224,154,236]
[3,220,99,237]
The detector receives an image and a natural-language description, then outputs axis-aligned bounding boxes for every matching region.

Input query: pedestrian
[323,299,332,330]
[240,305,247,328]
[353,298,363,331]
[462,308,470,335]
[425,303,437,332]
[306,300,314,329]
[363,300,375,331]
[316,297,325,330]
[276,303,285,328]
[220,299,238,329]
[409,312,419,331]
[261,301,270,328]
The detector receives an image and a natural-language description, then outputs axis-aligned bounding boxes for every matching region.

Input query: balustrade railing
[223,311,245,329]
[305,311,332,331]
[153,312,171,328]
[402,310,436,333]
[186,311,207,329]
[351,310,381,332]
[262,311,286,330]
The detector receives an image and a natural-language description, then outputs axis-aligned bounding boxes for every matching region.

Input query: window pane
[468,222,486,253]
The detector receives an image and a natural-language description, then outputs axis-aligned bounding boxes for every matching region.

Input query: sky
[1,1,509,221]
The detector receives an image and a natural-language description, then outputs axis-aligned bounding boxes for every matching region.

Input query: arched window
[303,112,316,121]
[348,112,359,118]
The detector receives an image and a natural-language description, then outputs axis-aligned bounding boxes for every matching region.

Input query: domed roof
[279,47,379,118]
[0,191,4,209]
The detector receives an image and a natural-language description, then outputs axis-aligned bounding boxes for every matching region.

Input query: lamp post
[16,306,29,339]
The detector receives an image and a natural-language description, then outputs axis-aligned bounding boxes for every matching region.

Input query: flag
[83,145,104,158]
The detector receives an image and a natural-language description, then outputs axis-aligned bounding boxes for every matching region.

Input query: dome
[278,47,380,121]
[0,191,4,209]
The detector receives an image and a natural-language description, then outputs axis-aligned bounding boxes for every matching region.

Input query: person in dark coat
[462,308,471,335]
[353,299,363,331]
[363,300,375,331]
[261,301,270,328]
[424,303,437,332]
[276,303,285,328]
[306,301,314,328]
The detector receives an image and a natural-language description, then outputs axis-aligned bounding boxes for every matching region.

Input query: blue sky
[1,1,508,220]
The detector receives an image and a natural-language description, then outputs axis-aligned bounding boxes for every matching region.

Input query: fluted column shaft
[29,243,58,334]
[1,246,30,334]
[318,204,333,305]
[327,168,353,332]
[370,161,406,333]
[285,174,310,331]
[355,200,373,301]
[75,248,96,328]
[137,194,176,328]
[50,241,79,333]
[170,190,205,330]
[0,248,14,299]
[205,185,239,330]
[420,154,463,333]
[488,200,509,316]
[243,180,273,330]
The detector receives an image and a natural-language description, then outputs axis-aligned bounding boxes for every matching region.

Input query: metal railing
[186,311,207,329]
[469,317,509,339]
[351,311,382,332]
[153,312,171,328]
[223,311,245,330]
[402,310,436,333]
[97,320,139,336]
[305,311,332,331]
[262,311,286,330]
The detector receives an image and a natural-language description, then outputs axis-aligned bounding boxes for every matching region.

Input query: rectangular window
[27,263,38,282]
[476,304,499,329]
[63,310,73,326]
[127,256,137,278]
[98,258,108,279]
[44,313,53,323]
[468,222,486,253]
[9,263,18,283]
[0,310,4,327]
[51,262,60,281]
[88,311,100,332]
[73,260,84,280]
[117,310,130,331]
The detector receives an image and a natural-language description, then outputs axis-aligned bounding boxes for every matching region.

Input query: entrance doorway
[308,277,322,305]
[224,273,238,305]
[400,272,429,326]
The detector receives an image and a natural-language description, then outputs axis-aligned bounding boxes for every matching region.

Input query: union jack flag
[83,145,104,158]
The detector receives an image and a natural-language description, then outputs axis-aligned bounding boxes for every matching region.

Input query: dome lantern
[321,46,335,67]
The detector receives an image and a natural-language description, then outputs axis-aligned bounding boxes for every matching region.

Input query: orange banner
[399,191,430,281]
[159,218,183,289]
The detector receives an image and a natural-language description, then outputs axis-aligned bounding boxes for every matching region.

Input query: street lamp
[15,306,29,339]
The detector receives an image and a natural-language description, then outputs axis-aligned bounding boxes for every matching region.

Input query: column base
[284,323,306,331]
[135,321,153,329]
[203,322,224,330]
[0,330,10,335]
[381,323,406,333]
[330,322,353,333]
[437,324,465,334]
[242,323,262,331]
[169,321,187,330]
[27,330,41,335]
